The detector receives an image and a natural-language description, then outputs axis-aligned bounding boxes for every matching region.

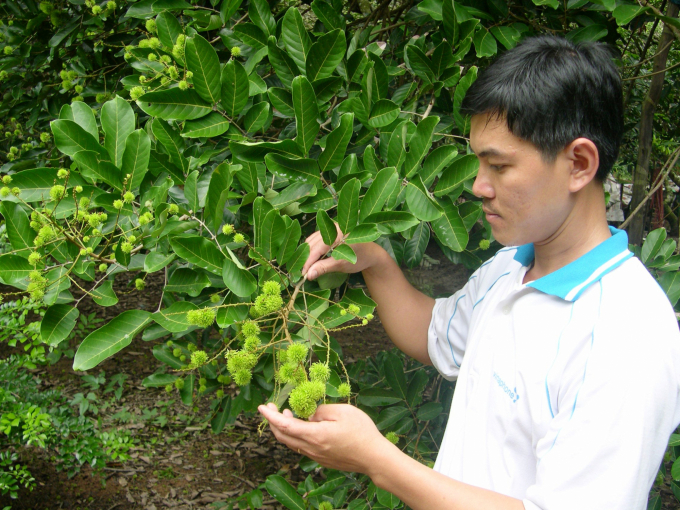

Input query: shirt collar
[512,226,633,301]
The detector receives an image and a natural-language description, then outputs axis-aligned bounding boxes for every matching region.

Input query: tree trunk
[627,1,679,245]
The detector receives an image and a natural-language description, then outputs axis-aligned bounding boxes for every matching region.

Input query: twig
[621,147,680,229]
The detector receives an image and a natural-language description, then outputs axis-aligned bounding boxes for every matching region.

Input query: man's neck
[523,185,611,284]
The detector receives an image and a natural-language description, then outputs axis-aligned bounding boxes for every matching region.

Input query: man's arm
[258,403,525,510]
[302,232,435,364]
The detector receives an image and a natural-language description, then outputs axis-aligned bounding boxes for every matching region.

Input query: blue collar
[513,227,633,301]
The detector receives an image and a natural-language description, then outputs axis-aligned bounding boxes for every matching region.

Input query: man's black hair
[460,35,623,181]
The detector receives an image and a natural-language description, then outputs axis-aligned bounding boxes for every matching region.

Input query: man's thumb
[307,259,339,281]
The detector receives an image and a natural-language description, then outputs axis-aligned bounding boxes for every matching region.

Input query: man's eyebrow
[475,148,509,159]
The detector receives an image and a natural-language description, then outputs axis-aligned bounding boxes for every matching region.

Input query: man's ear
[563,138,600,193]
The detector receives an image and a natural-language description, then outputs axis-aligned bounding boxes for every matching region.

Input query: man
[258,36,680,509]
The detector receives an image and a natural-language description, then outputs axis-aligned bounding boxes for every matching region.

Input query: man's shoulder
[599,255,679,335]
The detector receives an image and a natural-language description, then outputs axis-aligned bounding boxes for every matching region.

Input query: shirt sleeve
[427,270,481,381]
[522,310,680,510]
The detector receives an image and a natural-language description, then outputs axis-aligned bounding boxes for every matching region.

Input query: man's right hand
[299,224,436,366]
[301,228,381,281]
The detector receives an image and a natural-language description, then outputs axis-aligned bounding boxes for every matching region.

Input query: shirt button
[502,306,511,315]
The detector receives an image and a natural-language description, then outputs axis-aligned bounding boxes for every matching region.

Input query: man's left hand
[258,402,393,475]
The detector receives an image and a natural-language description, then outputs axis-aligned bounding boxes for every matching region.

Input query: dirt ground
[0,244,470,510]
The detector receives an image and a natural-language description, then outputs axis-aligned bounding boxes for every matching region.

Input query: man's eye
[490,164,504,171]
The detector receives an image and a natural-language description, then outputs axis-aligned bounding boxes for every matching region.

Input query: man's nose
[471,167,493,199]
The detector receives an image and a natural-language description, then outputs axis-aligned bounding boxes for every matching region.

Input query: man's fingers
[308,404,339,422]
[306,258,346,281]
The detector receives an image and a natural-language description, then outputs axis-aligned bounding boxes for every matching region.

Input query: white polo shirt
[428,227,680,510]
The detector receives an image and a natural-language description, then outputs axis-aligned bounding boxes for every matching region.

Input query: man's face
[469,114,574,247]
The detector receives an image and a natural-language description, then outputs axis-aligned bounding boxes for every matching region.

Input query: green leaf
[73,151,123,190]
[101,96,136,168]
[312,0,345,31]
[490,26,521,50]
[441,0,459,43]
[376,406,410,430]
[156,12,183,47]
[121,129,150,191]
[306,29,346,82]
[181,171,199,214]
[421,145,458,186]
[221,59,250,118]
[292,75,320,155]
[383,351,408,398]
[258,209,287,258]
[244,102,271,132]
[144,253,176,273]
[185,34,222,104]
[566,25,608,44]
[91,280,119,306]
[459,201,482,230]
[0,202,34,256]
[416,401,443,420]
[282,8,312,73]
[268,182,317,209]
[404,221,430,268]
[431,199,468,252]
[434,154,479,196]
[265,153,321,185]
[220,0,243,22]
[332,243,357,263]
[249,73,268,95]
[249,0,276,37]
[359,167,399,222]
[673,458,680,482]
[211,396,232,434]
[234,23,268,49]
[142,373,178,388]
[51,119,109,161]
[181,112,231,138]
[267,36,301,89]
[166,268,211,297]
[405,45,435,82]
[364,211,419,235]
[431,42,454,78]
[387,120,408,170]
[73,310,152,371]
[300,188,334,213]
[418,0,443,20]
[317,209,337,246]
[230,139,304,162]
[376,487,401,509]
[59,102,98,141]
[277,219,302,265]
[531,0,559,9]
[404,116,439,178]
[265,475,305,510]
[357,388,402,406]
[453,66,477,134]
[222,257,257,298]
[368,99,400,129]
[405,177,443,221]
[337,178,360,234]
[0,255,33,286]
[170,235,226,275]
[318,113,354,174]
[41,304,79,347]
[613,4,647,25]
[152,119,189,175]
[659,271,680,307]
[268,88,295,116]
[152,301,198,333]
[345,223,380,244]
[287,242,310,278]
[206,163,233,231]
[473,27,497,58]
[137,89,212,120]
